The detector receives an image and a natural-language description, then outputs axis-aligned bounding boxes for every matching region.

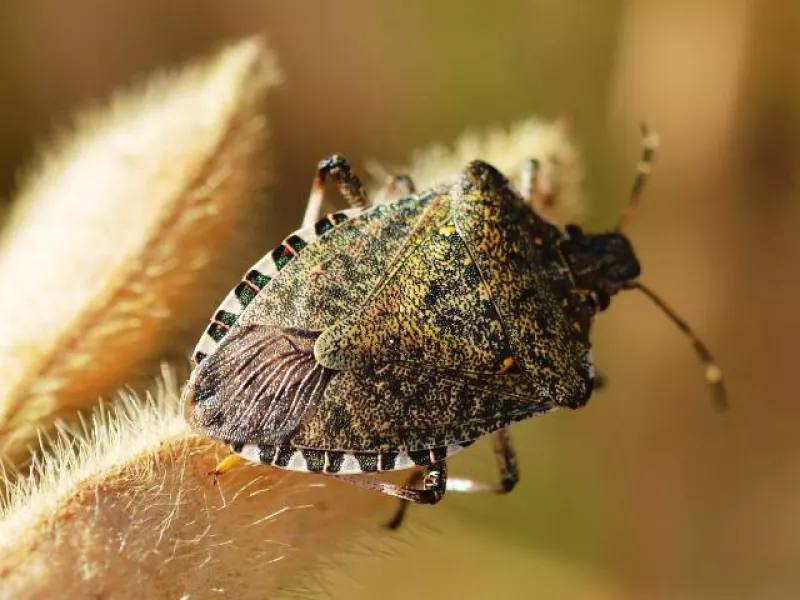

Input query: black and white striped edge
[191,208,364,365]
[230,440,475,475]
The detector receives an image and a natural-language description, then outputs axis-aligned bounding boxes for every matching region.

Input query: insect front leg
[519,157,560,215]
[301,154,370,228]
[384,469,423,530]
[518,158,540,205]
[373,173,416,206]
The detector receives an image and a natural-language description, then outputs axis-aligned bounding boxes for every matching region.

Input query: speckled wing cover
[191,162,594,453]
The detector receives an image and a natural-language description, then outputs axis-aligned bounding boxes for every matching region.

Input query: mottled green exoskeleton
[183,127,726,529]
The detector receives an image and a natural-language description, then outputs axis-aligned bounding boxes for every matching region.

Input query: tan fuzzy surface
[0,373,392,600]
[369,118,583,225]
[0,39,281,467]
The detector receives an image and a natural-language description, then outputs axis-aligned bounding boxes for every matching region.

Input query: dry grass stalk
[0,38,281,467]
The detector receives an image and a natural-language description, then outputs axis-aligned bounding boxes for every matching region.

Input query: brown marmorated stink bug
[182,125,726,529]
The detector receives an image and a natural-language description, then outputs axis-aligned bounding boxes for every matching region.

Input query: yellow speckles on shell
[484,225,502,249]
[438,223,457,237]
[315,197,512,373]
[452,161,592,406]
[476,282,492,302]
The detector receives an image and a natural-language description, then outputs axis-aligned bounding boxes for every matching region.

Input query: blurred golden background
[1,1,798,598]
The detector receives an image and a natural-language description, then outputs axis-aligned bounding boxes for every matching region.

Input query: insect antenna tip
[627,281,728,411]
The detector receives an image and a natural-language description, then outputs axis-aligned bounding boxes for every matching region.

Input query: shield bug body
[183,127,725,528]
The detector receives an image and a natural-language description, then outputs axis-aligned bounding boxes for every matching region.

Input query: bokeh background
[1,1,798,598]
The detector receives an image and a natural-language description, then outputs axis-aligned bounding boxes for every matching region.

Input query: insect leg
[519,157,561,223]
[334,461,447,528]
[384,470,423,530]
[385,431,520,529]
[445,429,519,494]
[373,174,416,206]
[301,154,370,228]
[518,158,540,203]
[615,123,660,232]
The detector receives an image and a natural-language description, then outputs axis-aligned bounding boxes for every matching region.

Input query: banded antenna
[616,123,660,233]
[626,281,728,409]
[619,124,728,409]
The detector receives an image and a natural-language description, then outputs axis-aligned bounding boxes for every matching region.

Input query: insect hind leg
[302,154,370,228]
[593,370,607,391]
[334,461,448,530]
[385,430,519,530]
[446,429,519,495]
[519,157,562,222]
